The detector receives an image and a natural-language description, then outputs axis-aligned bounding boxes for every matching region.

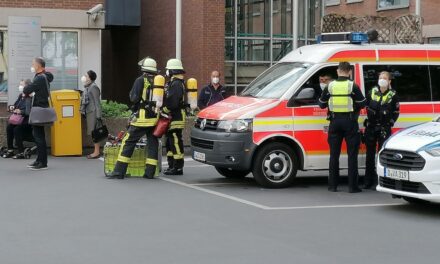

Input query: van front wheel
[252,142,298,188]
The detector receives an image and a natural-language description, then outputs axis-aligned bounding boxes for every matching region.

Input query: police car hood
[197,96,279,120]
[385,121,440,152]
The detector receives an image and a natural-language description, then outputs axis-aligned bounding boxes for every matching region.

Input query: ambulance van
[191,33,440,188]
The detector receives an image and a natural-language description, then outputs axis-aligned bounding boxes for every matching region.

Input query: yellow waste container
[50,90,82,156]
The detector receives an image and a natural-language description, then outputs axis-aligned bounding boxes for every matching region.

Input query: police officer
[107,58,160,179]
[163,59,186,175]
[319,62,366,193]
[364,71,399,189]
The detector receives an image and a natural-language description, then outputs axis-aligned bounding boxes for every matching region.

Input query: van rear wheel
[252,142,298,188]
[215,167,249,179]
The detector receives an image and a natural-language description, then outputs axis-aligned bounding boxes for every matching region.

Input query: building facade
[325,0,440,43]
[0,0,104,103]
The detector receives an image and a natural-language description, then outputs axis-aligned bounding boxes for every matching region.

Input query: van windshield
[240,62,311,99]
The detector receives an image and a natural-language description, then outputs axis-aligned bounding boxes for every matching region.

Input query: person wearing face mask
[363,71,400,189]
[23,57,54,171]
[198,71,227,110]
[80,70,102,159]
[3,80,33,159]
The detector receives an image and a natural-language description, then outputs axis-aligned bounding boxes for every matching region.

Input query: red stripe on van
[378,50,428,62]
[328,50,376,62]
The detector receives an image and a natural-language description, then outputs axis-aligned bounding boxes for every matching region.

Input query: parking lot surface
[1,156,439,264]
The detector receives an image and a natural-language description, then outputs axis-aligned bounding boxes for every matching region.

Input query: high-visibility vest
[328,80,354,113]
[131,77,159,127]
[371,87,395,105]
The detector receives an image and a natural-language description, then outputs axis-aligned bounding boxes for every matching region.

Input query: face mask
[81,75,88,85]
[320,83,327,90]
[378,78,388,88]
[30,67,36,74]
[212,77,220,84]
[166,70,170,77]
[18,85,24,93]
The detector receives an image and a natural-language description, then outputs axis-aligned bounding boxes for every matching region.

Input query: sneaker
[27,161,39,168]
[13,153,26,159]
[2,150,15,158]
[29,163,48,171]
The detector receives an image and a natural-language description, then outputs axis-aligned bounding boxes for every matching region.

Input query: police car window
[363,65,431,102]
[429,65,440,101]
[241,62,311,99]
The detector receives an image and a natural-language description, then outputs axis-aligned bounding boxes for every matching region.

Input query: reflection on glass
[273,0,293,38]
[0,31,8,100]
[226,0,235,37]
[225,39,234,61]
[237,63,270,84]
[42,31,78,90]
[237,39,269,61]
[241,62,310,98]
[224,62,235,85]
[238,0,270,37]
[273,40,292,61]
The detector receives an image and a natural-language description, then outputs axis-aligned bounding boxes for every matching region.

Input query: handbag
[8,113,24,125]
[153,114,171,138]
[29,74,57,126]
[92,119,109,143]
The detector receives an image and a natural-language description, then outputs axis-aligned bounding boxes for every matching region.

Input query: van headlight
[217,119,253,133]
[423,142,440,157]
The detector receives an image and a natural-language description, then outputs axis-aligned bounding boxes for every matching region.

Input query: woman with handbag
[80,70,103,159]
[23,57,54,171]
[3,80,33,159]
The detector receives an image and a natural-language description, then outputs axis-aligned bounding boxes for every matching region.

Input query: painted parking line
[159,177,405,210]
[190,182,251,186]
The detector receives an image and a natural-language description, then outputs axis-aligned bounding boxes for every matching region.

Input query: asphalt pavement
[0,156,439,264]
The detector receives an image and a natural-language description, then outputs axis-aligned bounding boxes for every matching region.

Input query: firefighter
[319,62,366,193]
[107,57,162,179]
[364,71,399,189]
[162,59,186,175]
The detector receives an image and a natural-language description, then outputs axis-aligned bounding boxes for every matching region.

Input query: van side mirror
[288,88,316,107]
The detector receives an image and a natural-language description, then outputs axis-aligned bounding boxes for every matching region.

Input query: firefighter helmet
[165,58,184,71]
[138,57,157,73]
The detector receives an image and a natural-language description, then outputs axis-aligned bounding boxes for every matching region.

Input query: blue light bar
[317,32,369,44]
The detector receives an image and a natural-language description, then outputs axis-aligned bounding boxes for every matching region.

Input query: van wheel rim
[262,150,292,183]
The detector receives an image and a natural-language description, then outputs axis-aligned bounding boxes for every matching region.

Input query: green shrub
[101,100,131,118]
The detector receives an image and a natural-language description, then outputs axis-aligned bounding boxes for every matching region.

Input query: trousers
[165,129,184,170]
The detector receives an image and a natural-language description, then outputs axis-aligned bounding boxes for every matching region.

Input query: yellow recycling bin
[50,90,82,156]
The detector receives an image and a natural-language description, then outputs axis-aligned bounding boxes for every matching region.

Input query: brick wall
[0,0,103,9]
[140,0,225,90]
[326,0,440,25]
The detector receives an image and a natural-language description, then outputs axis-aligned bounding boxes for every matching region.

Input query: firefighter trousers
[327,117,361,191]
[113,125,159,178]
[165,129,184,170]
[365,126,391,186]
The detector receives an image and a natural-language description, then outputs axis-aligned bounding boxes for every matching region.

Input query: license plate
[193,151,206,162]
[385,168,409,181]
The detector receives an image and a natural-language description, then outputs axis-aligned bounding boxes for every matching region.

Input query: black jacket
[129,74,157,118]
[366,87,400,127]
[319,76,366,115]
[23,71,54,108]
[198,84,227,109]
[163,77,185,122]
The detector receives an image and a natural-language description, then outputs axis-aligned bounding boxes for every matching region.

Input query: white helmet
[138,57,157,73]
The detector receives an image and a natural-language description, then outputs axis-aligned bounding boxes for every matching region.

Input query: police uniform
[108,59,160,179]
[163,75,186,175]
[364,87,399,188]
[319,76,366,192]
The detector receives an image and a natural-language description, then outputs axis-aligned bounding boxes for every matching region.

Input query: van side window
[363,65,431,102]
[430,65,440,101]
[297,66,338,105]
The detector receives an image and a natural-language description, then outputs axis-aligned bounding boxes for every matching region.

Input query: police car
[377,117,440,203]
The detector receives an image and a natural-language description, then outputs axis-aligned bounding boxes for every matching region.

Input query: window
[42,31,79,91]
[347,0,363,3]
[295,66,339,105]
[241,62,310,99]
[325,0,340,6]
[429,65,440,101]
[429,38,440,44]
[363,65,431,102]
[377,0,409,10]
[0,30,8,101]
